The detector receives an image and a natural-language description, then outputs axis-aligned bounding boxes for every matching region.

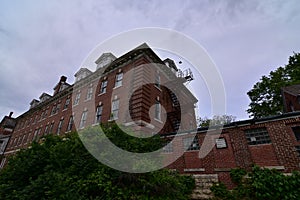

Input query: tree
[198,115,236,128]
[0,124,195,200]
[247,52,300,118]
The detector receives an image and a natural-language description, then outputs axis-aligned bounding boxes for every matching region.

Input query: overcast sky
[1,0,300,121]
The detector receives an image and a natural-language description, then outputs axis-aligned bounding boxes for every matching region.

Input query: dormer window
[95,53,116,70]
[30,99,40,109]
[39,93,51,103]
[74,68,92,82]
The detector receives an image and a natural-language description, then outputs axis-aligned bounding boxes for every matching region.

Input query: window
[33,129,38,141]
[100,80,107,94]
[40,110,48,120]
[57,119,64,135]
[34,115,39,124]
[111,99,119,120]
[86,86,93,100]
[51,105,56,115]
[27,119,31,126]
[44,125,49,135]
[21,135,26,145]
[0,140,4,150]
[27,132,31,143]
[0,157,6,169]
[244,128,271,145]
[155,72,161,89]
[162,141,173,153]
[64,98,70,109]
[295,145,300,157]
[74,93,81,105]
[67,116,74,131]
[183,136,200,151]
[37,128,42,136]
[49,122,54,134]
[292,126,300,141]
[95,105,103,123]
[56,103,61,113]
[155,100,161,120]
[17,136,22,146]
[13,137,17,147]
[79,111,88,129]
[114,73,123,88]
[51,103,60,115]
[44,109,48,118]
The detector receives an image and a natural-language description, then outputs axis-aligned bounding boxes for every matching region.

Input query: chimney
[60,76,67,83]
[8,112,13,118]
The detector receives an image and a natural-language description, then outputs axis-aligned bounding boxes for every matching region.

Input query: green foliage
[211,166,300,200]
[247,52,300,118]
[230,168,247,184]
[0,124,195,200]
[198,115,236,128]
[211,182,234,200]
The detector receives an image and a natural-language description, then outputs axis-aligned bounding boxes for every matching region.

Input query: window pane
[183,136,200,151]
[244,128,271,145]
[292,126,300,141]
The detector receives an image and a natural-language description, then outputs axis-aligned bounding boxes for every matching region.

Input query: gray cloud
[0,0,299,120]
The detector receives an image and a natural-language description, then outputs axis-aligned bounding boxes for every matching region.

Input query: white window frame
[111,99,119,120]
[155,100,161,121]
[95,105,103,123]
[155,72,161,89]
[114,73,123,88]
[79,111,88,129]
[0,157,7,169]
[64,98,70,109]
[86,87,93,100]
[67,116,74,132]
[74,93,81,106]
[44,125,49,135]
[100,80,107,94]
[183,136,200,151]
[49,122,54,134]
[57,119,64,135]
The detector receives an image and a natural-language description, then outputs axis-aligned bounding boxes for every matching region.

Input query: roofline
[200,111,300,131]
[163,111,300,137]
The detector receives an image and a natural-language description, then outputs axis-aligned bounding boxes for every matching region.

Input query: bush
[0,124,195,200]
[211,166,300,200]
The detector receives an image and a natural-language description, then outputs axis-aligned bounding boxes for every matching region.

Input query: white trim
[264,166,285,170]
[124,120,155,129]
[184,168,205,172]
[4,149,20,154]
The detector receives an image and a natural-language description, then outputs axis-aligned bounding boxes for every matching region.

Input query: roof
[95,52,116,64]
[39,92,52,99]
[163,111,300,137]
[103,43,164,73]
[282,84,300,96]
[74,68,92,77]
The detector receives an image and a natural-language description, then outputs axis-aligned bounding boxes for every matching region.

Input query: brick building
[1,43,300,188]
[163,111,300,187]
[0,112,16,168]
[1,43,197,168]
[282,84,300,112]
